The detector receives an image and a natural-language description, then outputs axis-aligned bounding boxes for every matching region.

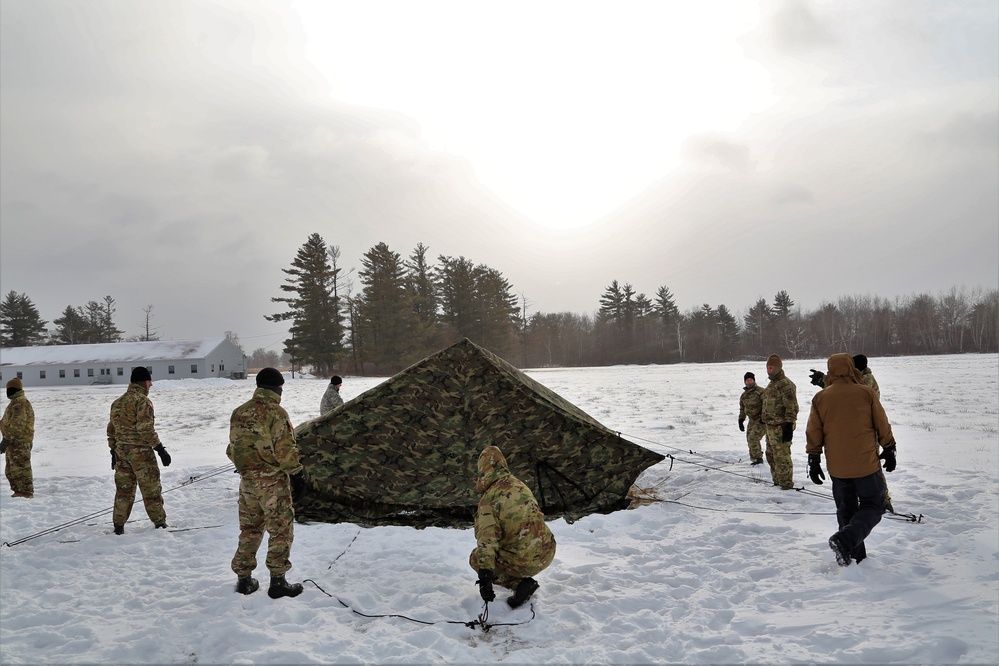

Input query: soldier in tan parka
[805,353,897,566]
[470,445,556,608]
[228,367,307,599]
[1,377,35,498]
[107,367,171,533]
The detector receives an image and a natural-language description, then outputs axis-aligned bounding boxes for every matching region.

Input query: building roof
[1,338,229,366]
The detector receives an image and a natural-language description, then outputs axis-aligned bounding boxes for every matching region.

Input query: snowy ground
[1,354,997,664]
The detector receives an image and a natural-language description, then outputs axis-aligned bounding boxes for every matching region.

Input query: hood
[826,353,863,385]
[476,445,511,494]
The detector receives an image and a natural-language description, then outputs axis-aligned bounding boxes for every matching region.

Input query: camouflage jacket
[861,368,881,399]
[320,384,343,415]
[1,391,35,444]
[472,446,555,572]
[762,369,799,426]
[739,384,765,421]
[107,383,162,449]
[228,387,302,479]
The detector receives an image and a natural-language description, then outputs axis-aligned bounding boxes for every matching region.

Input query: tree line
[266,233,998,375]
[2,234,996,374]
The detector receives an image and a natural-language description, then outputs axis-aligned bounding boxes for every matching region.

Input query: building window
[191,364,198,373]
[88,368,94,377]
[60,370,66,378]
[40,370,46,379]
[17,372,23,379]
[211,364,215,373]
[74,369,80,378]
[168,365,175,375]
[117,367,123,376]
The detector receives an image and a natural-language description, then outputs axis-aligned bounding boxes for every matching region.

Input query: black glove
[154,445,171,467]
[476,569,496,602]
[781,423,794,443]
[879,445,897,473]
[0,438,9,455]
[809,369,825,388]
[808,453,825,485]
[738,418,745,432]
[290,470,308,502]
[110,450,117,470]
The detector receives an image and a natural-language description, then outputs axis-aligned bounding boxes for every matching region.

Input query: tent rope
[627,436,924,524]
[1,462,236,547]
[303,579,535,633]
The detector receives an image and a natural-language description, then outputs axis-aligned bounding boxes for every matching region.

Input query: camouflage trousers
[231,474,295,578]
[4,440,33,497]
[469,535,556,590]
[745,419,765,460]
[763,425,794,489]
[113,446,166,526]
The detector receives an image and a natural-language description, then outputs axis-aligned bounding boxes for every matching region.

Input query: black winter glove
[808,453,825,485]
[738,418,745,432]
[110,450,117,470]
[0,438,9,455]
[781,423,794,443]
[809,369,825,388]
[290,470,308,503]
[879,445,897,473]
[476,569,496,602]
[154,445,171,467]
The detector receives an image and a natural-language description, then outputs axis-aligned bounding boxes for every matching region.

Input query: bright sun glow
[293,1,774,230]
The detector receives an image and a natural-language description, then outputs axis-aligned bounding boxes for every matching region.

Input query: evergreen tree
[405,243,440,357]
[436,255,519,358]
[654,285,682,362]
[355,242,424,372]
[266,233,346,376]
[0,291,48,347]
[52,305,93,345]
[715,304,739,360]
[743,298,772,355]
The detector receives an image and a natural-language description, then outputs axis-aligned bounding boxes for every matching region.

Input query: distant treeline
[3,234,996,375]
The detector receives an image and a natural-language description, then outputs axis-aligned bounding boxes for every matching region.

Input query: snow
[1,354,997,664]
[1,338,227,366]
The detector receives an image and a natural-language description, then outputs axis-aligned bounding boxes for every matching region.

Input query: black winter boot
[236,576,260,595]
[828,535,852,567]
[113,524,124,535]
[506,577,539,608]
[268,575,303,599]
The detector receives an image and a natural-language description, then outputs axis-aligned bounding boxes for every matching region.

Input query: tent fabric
[293,338,665,528]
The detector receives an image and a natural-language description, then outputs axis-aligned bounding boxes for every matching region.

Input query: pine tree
[355,242,424,372]
[436,255,519,358]
[266,233,346,376]
[52,305,93,345]
[0,291,48,347]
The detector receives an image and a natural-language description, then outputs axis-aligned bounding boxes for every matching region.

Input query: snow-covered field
[1,354,997,664]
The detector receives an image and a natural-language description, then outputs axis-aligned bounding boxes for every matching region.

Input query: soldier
[805,353,897,566]
[808,354,894,513]
[320,375,343,415]
[761,353,799,489]
[470,446,556,609]
[738,371,765,465]
[107,367,171,533]
[228,367,308,598]
[1,377,35,498]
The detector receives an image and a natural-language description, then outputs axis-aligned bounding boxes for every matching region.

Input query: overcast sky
[1,0,996,351]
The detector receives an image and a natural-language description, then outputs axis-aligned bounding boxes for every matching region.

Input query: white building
[0,338,247,387]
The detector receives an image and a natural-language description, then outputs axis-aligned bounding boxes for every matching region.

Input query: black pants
[832,472,886,561]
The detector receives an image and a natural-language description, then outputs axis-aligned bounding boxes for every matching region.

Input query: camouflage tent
[294,338,664,528]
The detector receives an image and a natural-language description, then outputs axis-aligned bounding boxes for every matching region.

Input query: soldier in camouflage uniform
[738,372,765,465]
[470,445,556,608]
[319,375,343,415]
[107,367,171,533]
[761,354,799,490]
[1,378,35,498]
[228,367,307,598]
